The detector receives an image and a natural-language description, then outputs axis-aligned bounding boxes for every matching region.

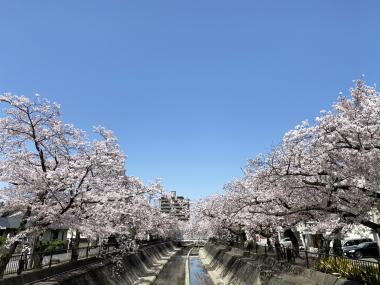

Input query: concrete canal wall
[5,242,179,285]
[199,242,360,285]
[2,242,361,285]
[44,242,180,285]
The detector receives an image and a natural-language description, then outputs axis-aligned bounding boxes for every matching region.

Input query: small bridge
[175,239,207,247]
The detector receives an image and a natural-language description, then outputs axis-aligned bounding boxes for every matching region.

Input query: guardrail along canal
[153,247,214,285]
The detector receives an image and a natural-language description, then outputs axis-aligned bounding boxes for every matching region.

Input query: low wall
[199,242,360,285]
[1,242,179,285]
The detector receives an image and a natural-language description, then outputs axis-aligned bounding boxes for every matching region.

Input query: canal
[152,247,214,285]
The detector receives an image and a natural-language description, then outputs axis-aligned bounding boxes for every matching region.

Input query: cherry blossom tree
[192,80,380,253]
[0,94,132,273]
[89,177,183,246]
[241,80,380,234]
[0,94,183,275]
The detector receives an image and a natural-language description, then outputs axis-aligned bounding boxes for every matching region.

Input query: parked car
[342,238,373,256]
[280,238,292,248]
[345,242,379,259]
[342,238,373,248]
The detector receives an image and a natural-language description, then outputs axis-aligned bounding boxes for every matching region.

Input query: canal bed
[152,247,214,285]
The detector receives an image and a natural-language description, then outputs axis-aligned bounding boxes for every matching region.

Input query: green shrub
[315,256,380,285]
[40,239,67,253]
[0,236,7,247]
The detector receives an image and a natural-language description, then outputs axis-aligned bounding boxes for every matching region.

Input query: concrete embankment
[42,242,180,285]
[199,242,360,285]
[3,242,180,285]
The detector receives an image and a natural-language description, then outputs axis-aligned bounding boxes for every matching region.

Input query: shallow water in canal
[152,247,214,285]
[188,256,214,285]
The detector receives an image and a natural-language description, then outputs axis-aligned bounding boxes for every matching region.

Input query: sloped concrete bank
[30,242,180,285]
[199,242,360,285]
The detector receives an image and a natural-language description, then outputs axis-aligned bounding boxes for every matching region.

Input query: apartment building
[159,191,190,221]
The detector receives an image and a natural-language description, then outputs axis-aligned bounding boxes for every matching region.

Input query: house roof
[0,213,22,229]
[0,212,69,230]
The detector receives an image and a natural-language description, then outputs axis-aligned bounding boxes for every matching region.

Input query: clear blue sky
[0,1,378,200]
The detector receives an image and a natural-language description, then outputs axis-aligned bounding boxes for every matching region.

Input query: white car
[280,238,292,248]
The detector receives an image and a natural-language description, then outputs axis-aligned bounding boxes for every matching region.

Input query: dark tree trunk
[0,206,31,279]
[29,232,43,269]
[332,238,342,256]
[31,239,44,269]
[284,228,299,256]
[71,230,80,262]
[319,226,343,256]
[239,231,247,243]
[319,237,331,255]
[360,220,380,234]
[0,241,20,278]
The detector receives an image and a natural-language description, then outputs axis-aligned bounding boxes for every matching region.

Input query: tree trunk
[29,233,41,269]
[31,239,44,269]
[0,241,20,278]
[0,206,31,278]
[319,236,331,255]
[71,230,80,262]
[320,226,343,256]
[359,219,380,233]
[332,238,342,256]
[284,228,299,256]
[239,231,247,244]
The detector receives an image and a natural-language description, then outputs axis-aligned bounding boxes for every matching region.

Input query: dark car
[345,242,379,259]
[342,238,372,256]
[342,238,373,248]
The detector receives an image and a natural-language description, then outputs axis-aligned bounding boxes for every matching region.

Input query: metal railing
[311,252,380,284]
[1,243,117,276]
[228,242,273,255]
[255,244,380,284]
[280,247,380,284]
[275,246,378,269]
[224,242,380,284]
